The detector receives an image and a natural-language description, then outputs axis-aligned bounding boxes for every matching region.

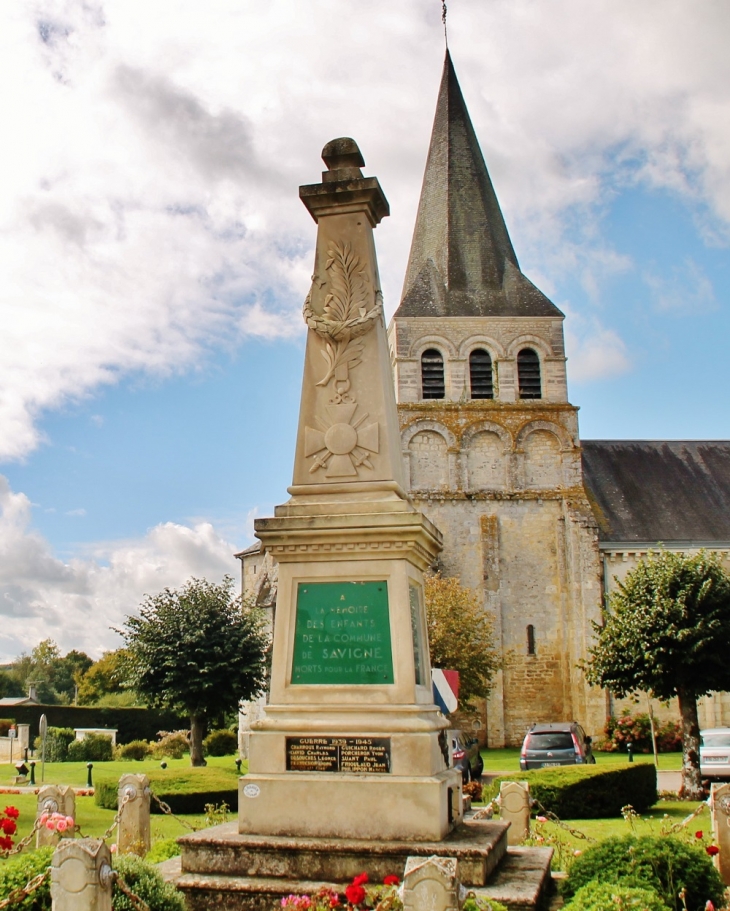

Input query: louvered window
[421,349,445,399]
[469,349,494,399]
[517,348,541,399]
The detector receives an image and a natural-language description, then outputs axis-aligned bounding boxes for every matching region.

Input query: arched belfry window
[517,348,541,399]
[469,349,494,399]
[421,349,445,400]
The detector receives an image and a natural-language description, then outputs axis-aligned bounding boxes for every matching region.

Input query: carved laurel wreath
[303,240,383,389]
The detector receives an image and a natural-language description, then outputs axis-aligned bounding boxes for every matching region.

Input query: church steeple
[396,51,562,319]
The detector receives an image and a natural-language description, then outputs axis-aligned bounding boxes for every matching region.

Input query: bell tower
[388,53,605,746]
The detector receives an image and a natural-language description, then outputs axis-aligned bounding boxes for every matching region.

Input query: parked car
[449,729,484,783]
[519,722,595,770]
[700,728,730,780]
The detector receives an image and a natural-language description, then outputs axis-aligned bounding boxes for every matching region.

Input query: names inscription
[286,737,391,773]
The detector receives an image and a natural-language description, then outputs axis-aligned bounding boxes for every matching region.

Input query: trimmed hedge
[488,763,657,819]
[564,882,670,911]
[95,766,239,815]
[562,835,725,911]
[6,705,187,745]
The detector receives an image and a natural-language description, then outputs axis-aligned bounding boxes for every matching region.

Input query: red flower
[0,836,12,852]
[696,831,704,839]
[706,845,720,857]
[0,819,16,836]
[383,876,399,886]
[3,807,18,820]
[345,885,366,905]
[352,874,368,887]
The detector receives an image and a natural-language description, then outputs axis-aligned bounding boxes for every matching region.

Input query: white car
[700,728,730,779]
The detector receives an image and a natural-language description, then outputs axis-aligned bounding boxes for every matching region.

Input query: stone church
[238,53,730,747]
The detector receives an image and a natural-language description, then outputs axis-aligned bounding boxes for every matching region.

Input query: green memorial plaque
[291,581,394,685]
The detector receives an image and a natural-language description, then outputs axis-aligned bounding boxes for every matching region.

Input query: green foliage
[203,729,238,756]
[424,573,499,706]
[8,705,188,745]
[600,711,682,753]
[487,764,657,819]
[76,649,133,705]
[112,854,186,911]
[0,845,54,910]
[462,900,507,911]
[118,739,152,761]
[145,838,182,863]
[562,835,725,911]
[564,882,670,911]
[0,719,14,737]
[8,639,93,705]
[151,731,189,759]
[34,727,75,762]
[586,551,730,701]
[95,765,239,813]
[120,576,268,764]
[67,733,113,762]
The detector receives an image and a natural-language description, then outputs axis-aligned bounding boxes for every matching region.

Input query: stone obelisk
[241,139,461,842]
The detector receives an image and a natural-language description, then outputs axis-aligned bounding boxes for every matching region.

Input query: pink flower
[39,813,49,826]
[65,816,74,828]
[536,815,548,822]
[706,902,715,911]
[110,844,118,853]
[45,821,55,831]
[56,819,67,832]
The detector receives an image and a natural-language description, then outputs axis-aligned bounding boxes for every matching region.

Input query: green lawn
[481,748,682,772]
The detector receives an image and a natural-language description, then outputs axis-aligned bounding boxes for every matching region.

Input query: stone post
[37,785,76,848]
[117,773,151,856]
[51,838,113,911]
[499,780,530,845]
[710,782,730,885]
[403,855,461,911]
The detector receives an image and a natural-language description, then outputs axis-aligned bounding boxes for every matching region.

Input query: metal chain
[669,800,709,833]
[98,791,134,842]
[5,816,43,857]
[0,869,50,909]
[150,792,198,831]
[113,872,151,911]
[531,798,596,842]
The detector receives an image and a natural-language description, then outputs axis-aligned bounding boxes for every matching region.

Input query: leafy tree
[424,573,499,709]
[8,639,92,704]
[584,550,730,799]
[76,649,133,705]
[120,576,268,766]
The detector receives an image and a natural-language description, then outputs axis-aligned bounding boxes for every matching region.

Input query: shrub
[0,845,53,910]
[145,838,182,863]
[564,882,670,911]
[112,854,185,911]
[67,732,113,762]
[488,764,657,819]
[562,835,725,911]
[96,765,239,814]
[0,719,15,737]
[601,712,682,754]
[151,730,189,760]
[463,780,483,802]
[203,729,238,757]
[119,739,152,761]
[34,727,76,762]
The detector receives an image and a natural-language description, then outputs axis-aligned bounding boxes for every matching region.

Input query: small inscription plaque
[286,737,391,773]
[291,581,394,685]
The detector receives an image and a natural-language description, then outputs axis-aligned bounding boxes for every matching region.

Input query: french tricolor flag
[432,668,459,715]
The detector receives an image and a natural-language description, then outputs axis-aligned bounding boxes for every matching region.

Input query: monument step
[178,819,508,887]
[173,845,553,911]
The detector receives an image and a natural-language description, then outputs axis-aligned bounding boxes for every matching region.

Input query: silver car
[700,728,730,779]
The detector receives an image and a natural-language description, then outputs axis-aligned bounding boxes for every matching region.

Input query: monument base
[238,768,462,841]
[176,818,515,911]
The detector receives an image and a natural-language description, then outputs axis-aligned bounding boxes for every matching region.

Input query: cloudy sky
[0,0,728,661]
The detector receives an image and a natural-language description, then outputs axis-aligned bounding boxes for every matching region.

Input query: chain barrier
[530,798,596,842]
[113,871,151,911]
[669,799,710,833]
[0,868,49,909]
[150,791,198,831]
[96,790,134,843]
[5,816,43,857]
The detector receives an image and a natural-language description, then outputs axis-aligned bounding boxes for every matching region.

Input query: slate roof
[582,440,730,544]
[396,51,562,320]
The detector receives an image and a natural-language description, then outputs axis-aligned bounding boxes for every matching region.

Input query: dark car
[519,722,595,770]
[449,729,484,783]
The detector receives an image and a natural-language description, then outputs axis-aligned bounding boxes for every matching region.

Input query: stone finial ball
[322,137,365,170]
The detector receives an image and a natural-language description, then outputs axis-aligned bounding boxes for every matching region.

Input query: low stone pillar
[499,780,530,845]
[117,773,151,856]
[403,855,461,911]
[711,783,730,885]
[51,838,113,911]
[37,785,76,848]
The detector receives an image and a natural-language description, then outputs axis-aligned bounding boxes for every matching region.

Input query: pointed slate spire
[397,52,562,319]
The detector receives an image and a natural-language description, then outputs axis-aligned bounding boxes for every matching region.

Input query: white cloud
[563,306,632,383]
[643,258,717,313]
[0,0,728,459]
[0,475,242,661]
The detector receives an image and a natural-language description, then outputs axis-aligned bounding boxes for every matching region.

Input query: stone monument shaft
[243,139,461,841]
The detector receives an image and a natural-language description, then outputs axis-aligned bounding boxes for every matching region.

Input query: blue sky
[0,0,728,659]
